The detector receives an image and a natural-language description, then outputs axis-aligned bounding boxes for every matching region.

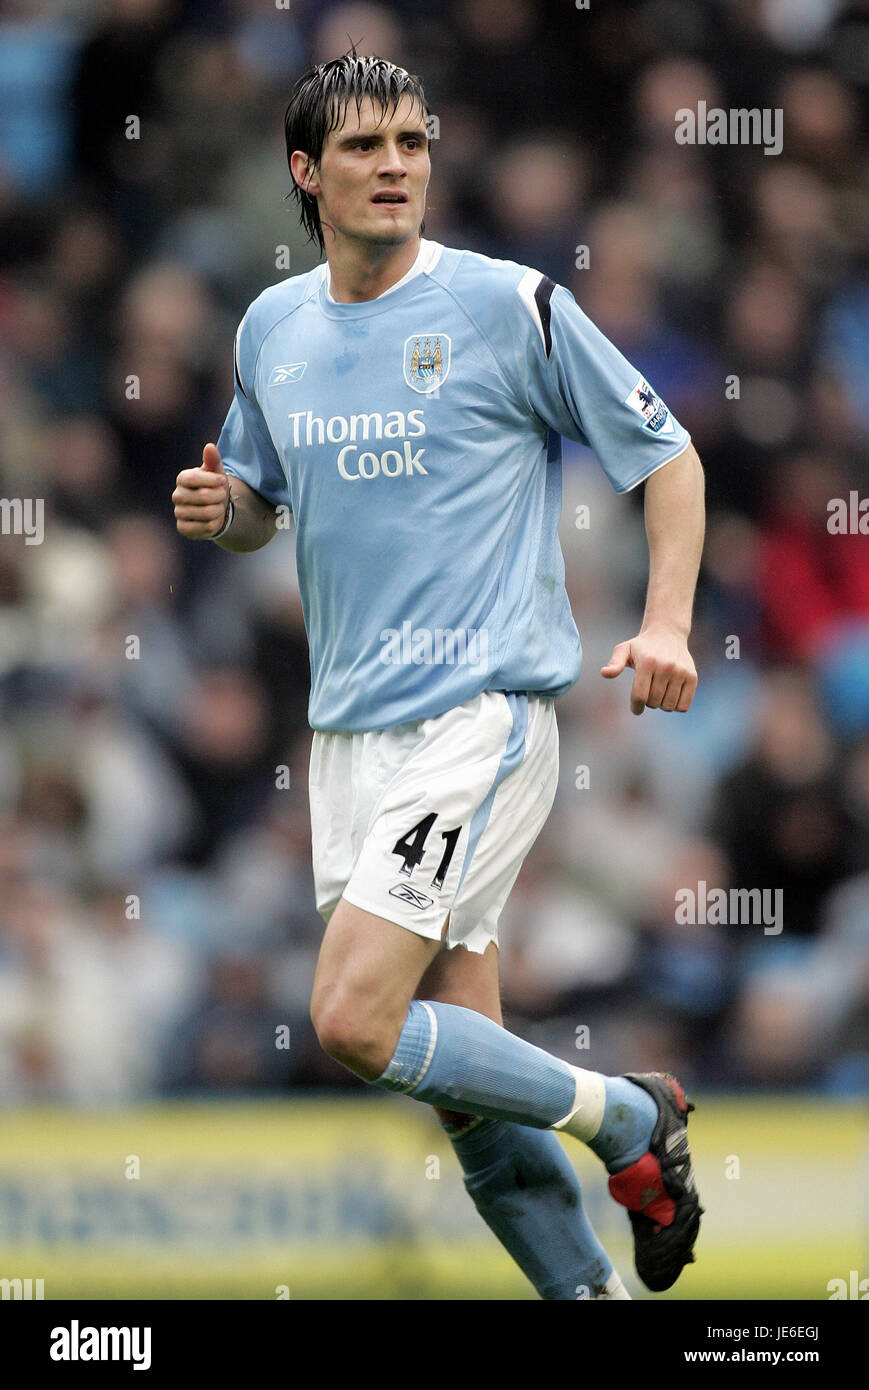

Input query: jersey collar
[319,240,443,316]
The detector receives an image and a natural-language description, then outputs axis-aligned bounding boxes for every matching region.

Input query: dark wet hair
[284,49,430,255]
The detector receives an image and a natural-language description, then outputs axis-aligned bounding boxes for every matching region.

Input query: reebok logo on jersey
[389,883,434,910]
[625,377,675,435]
[268,363,307,386]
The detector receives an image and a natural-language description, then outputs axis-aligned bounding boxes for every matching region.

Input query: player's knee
[310,994,397,1079]
[309,992,348,1059]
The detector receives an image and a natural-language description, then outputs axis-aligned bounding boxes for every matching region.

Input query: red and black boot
[607,1072,703,1292]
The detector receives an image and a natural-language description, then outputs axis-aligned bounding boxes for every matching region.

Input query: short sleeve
[216,311,292,511]
[520,276,691,492]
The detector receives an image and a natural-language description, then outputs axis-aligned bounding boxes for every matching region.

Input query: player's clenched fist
[173,443,231,539]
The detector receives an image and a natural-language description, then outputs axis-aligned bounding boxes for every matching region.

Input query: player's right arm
[173,442,278,551]
[175,300,294,550]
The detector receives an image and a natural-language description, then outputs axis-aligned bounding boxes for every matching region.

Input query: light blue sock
[375,999,576,1127]
[374,1001,657,1172]
[443,1115,615,1300]
[588,1076,658,1174]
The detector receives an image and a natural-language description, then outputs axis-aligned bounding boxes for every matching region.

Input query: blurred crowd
[0,0,867,1103]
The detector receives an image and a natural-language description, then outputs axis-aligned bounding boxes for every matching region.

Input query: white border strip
[516,267,547,350]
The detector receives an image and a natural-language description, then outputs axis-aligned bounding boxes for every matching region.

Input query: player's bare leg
[311,894,700,1295]
[310,897,443,1079]
[313,910,630,1299]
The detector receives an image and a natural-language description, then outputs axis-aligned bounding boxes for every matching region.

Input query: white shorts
[308,691,559,954]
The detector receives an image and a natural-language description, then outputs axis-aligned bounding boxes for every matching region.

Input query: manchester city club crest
[403,334,451,394]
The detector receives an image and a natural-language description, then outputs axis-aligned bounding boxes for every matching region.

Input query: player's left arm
[600,440,705,715]
[502,271,706,715]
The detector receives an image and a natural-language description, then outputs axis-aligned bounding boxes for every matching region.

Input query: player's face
[304,94,430,247]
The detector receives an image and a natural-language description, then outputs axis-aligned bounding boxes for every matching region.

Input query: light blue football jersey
[217,240,691,732]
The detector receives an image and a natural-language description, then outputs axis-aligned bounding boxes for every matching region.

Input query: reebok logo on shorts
[389,883,435,910]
